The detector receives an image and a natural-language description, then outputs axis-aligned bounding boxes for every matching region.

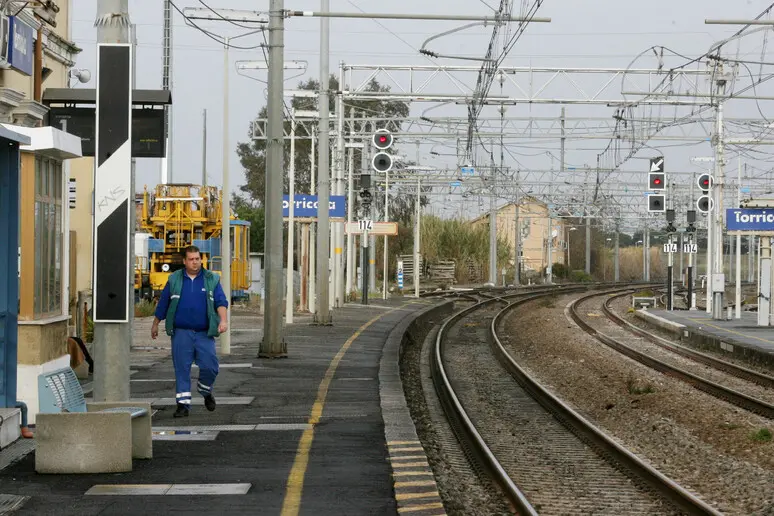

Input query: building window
[33,156,63,319]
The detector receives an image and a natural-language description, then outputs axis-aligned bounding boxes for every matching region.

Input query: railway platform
[0,297,448,516]
[636,308,774,368]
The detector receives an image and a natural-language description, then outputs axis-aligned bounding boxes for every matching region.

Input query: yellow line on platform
[281,303,410,516]
[682,316,774,345]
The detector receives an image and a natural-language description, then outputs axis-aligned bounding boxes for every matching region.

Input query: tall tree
[236,75,417,218]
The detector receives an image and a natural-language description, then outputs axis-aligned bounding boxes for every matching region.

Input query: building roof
[41,89,172,106]
[469,196,547,224]
[1,124,81,159]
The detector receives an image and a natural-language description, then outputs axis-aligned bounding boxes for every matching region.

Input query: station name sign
[282,194,346,220]
[726,208,774,234]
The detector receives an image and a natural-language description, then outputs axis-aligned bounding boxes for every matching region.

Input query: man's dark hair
[183,245,201,259]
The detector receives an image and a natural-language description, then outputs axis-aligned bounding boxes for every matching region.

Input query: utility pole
[260,0,288,355]
[286,117,296,324]
[220,36,232,354]
[93,0,131,402]
[585,193,591,276]
[162,0,173,183]
[202,109,207,185]
[309,126,316,313]
[614,223,620,282]
[712,67,727,320]
[735,155,742,319]
[334,70,346,307]
[345,108,355,298]
[315,0,332,325]
[489,147,498,285]
[414,177,421,297]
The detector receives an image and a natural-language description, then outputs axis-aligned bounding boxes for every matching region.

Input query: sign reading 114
[662,243,678,253]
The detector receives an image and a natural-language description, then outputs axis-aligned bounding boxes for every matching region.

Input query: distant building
[470,197,567,278]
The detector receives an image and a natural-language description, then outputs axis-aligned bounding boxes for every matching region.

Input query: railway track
[569,290,774,419]
[430,286,717,514]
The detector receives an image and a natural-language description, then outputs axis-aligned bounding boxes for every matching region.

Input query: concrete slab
[0,438,33,471]
[0,409,21,449]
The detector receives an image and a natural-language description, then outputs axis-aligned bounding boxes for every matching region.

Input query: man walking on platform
[151,245,229,418]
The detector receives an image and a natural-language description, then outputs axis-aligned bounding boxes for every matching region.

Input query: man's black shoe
[173,404,189,418]
[204,395,216,412]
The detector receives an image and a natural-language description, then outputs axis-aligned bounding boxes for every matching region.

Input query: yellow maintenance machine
[134,184,251,300]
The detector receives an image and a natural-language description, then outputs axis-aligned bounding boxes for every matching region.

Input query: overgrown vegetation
[751,428,773,442]
[418,216,511,283]
[626,375,655,395]
[134,299,156,318]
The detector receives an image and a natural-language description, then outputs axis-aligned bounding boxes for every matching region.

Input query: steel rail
[493,289,721,515]
[603,292,774,389]
[569,290,774,420]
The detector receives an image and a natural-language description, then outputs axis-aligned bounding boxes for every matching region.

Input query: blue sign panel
[283,194,346,219]
[726,208,774,232]
[8,17,33,76]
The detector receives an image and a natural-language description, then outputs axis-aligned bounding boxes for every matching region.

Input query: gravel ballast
[500,291,774,515]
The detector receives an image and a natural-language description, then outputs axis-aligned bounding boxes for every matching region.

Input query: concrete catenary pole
[220,37,231,354]
[260,0,287,356]
[93,0,131,402]
[315,0,332,324]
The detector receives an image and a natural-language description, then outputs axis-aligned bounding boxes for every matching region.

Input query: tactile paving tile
[0,439,34,471]
[0,494,29,514]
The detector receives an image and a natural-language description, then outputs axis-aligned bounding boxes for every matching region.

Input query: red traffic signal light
[372,129,393,150]
[697,174,713,191]
[648,172,666,191]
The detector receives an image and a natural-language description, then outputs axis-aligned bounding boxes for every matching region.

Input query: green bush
[85,317,94,343]
[134,299,156,318]
[552,262,569,279]
[570,270,593,283]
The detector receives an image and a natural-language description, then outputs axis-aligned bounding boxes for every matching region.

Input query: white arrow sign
[650,157,664,172]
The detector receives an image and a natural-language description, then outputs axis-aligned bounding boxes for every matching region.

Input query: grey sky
[70,1,774,230]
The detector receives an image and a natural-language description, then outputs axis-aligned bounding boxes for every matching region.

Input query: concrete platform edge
[636,309,774,369]
[379,299,454,514]
[635,309,685,333]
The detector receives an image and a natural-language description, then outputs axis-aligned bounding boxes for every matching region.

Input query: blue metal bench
[35,367,152,474]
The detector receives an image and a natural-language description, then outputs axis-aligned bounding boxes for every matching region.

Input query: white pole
[345,143,354,298]
[221,37,231,354]
[414,177,421,298]
[736,155,742,318]
[383,167,389,299]
[286,117,296,324]
[706,182,713,314]
[309,127,316,313]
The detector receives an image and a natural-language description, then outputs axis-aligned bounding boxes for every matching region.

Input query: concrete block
[35,412,133,474]
[87,402,153,459]
[0,408,21,449]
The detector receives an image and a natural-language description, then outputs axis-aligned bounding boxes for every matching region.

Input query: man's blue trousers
[171,329,219,406]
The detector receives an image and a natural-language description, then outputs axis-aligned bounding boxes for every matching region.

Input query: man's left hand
[218,321,228,334]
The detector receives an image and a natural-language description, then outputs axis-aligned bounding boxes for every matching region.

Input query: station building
[0,1,87,432]
[471,197,568,280]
